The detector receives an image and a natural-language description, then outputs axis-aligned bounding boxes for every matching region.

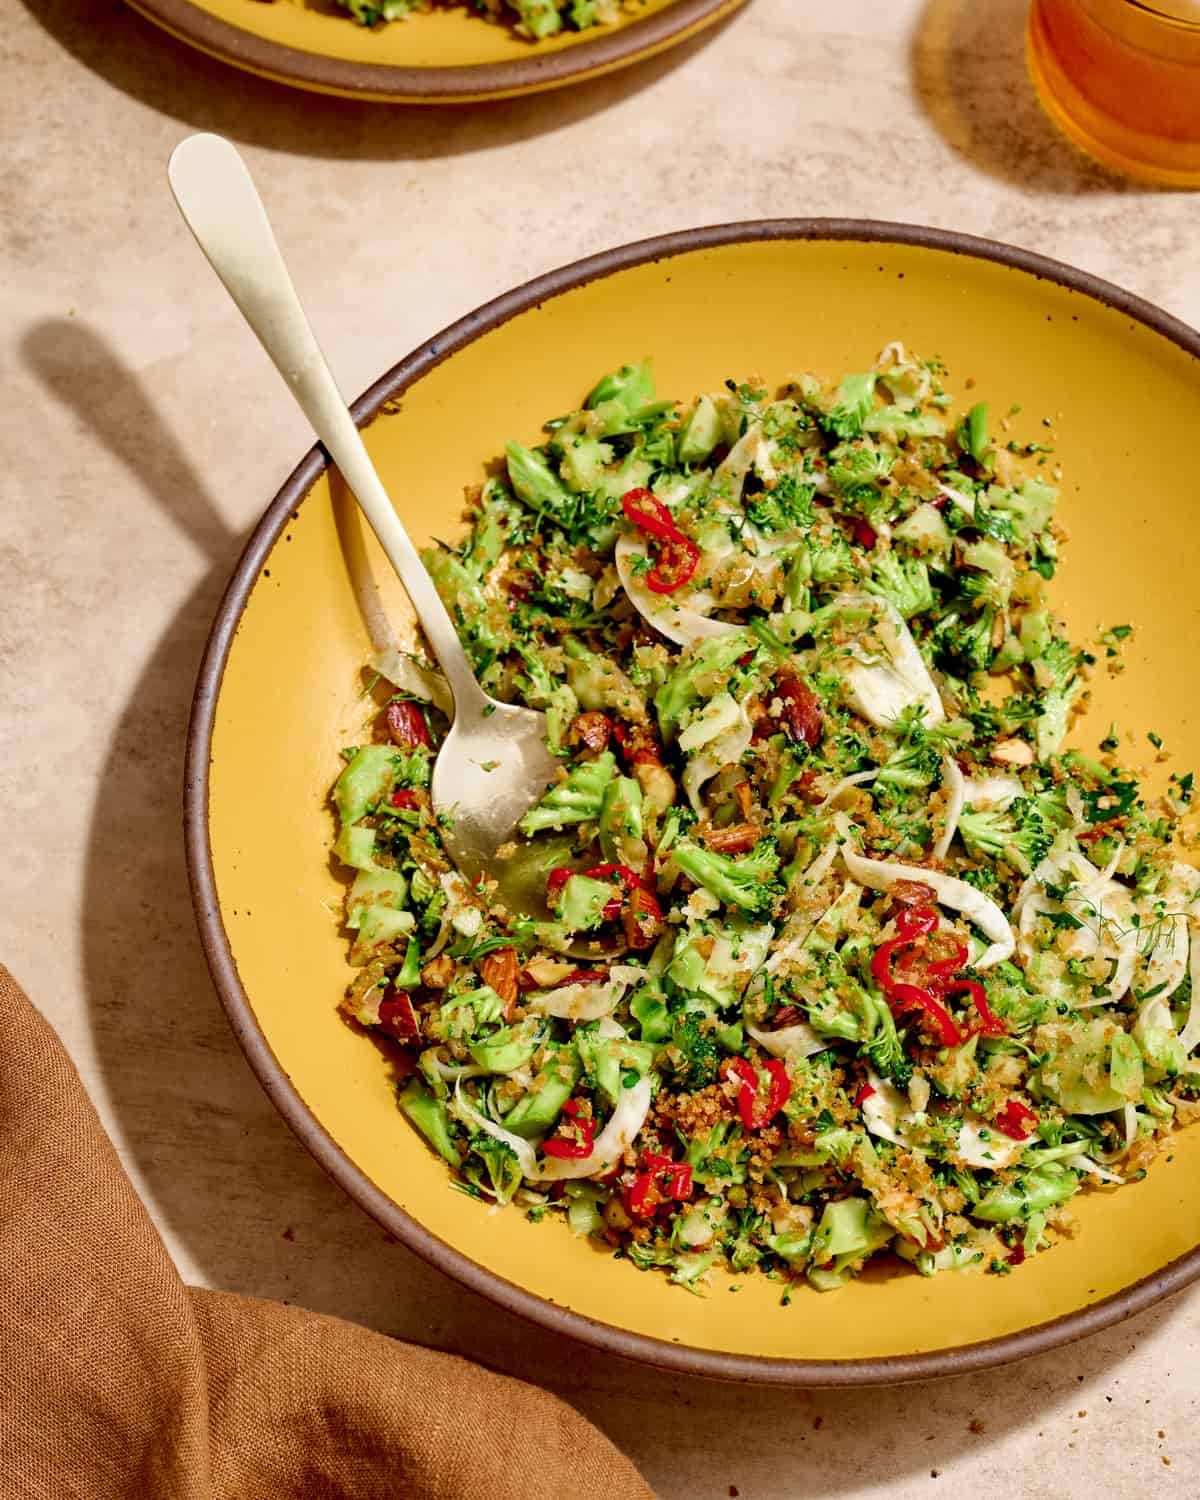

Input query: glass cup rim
[1123,0,1200,28]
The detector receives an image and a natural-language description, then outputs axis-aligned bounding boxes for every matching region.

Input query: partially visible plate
[124,0,746,102]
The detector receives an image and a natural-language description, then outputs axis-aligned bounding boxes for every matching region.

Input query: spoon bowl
[431,695,564,915]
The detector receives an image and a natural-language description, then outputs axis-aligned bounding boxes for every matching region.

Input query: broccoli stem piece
[504,1048,581,1137]
[865,553,935,619]
[599,775,646,869]
[398,1079,461,1168]
[518,751,616,835]
[973,1167,1079,1223]
[505,441,571,512]
[586,359,655,416]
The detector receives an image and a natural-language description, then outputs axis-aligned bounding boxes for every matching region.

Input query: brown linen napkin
[0,963,654,1500]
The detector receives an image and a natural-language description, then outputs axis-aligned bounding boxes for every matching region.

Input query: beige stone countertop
[3,0,1199,1493]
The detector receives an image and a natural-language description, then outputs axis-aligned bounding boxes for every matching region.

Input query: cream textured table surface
[2,0,1199,1494]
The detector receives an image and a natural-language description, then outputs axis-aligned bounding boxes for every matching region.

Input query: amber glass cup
[1028,0,1200,185]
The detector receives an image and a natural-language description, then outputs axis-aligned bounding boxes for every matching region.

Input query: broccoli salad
[333,0,630,37]
[331,347,1200,1295]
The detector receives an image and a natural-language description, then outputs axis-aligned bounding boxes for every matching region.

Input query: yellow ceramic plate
[124,0,746,102]
[188,223,1200,1383]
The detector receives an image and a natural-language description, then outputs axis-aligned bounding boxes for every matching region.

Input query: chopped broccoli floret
[958,797,1051,875]
[671,838,783,916]
[823,372,876,440]
[745,474,816,534]
[665,1013,722,1088]
[876,732,942,790]
[828,439,894,494]
[935,607,995,675]
[982,479,1057,549]
[958,538,1016,611]
[518,751,616,835]
[422,546,504,666]
[514,641,577,753]
[463,1134,523,1203]
[866,553,936,619]
[860,990,913,1088]
[654,633,754,737]
[554,873,617,933]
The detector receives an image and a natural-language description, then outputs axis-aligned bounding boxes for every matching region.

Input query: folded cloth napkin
[0,964,654,1499]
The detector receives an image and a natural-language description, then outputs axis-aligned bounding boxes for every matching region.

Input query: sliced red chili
[546,867,574,901]
[895,906,939,941]
[625,1152,694,1217]
[888,982,964,1049]
[645,535,701,594]
[621,488,679,540]
[726,1057,791,1130]
[994,1099,1038,1141]
[560,969,609,986]
[621,487,701,595]
[541,1099,596,1160]
[389,787,419,810]
[854,1083,876,1107]
[922,934,971,984]
[943,978,1009,1038]
[384,700,431,749]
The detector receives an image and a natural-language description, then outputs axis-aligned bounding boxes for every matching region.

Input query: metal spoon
[168,133,564,919]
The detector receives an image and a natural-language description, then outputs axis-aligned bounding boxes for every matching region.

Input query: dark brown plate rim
[124,0,745,101]
[185,218,1200,1386]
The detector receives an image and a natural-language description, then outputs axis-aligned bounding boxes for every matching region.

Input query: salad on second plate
[335,0,631,36]
[329,347,1200,1295]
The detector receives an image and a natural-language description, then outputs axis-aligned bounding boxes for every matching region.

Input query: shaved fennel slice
[815,768,880,812]
[1122,1101,1138,1152]
[1016,847,1138,1001]
[861,1072,1023,1168]
[835,594,945,729]
[745,1017,828,1060]
[682,702,754,813]
[371,648,454,717]
[615,532,742,648]
[450,1087,538,1179]
[861,1072,912,1146]
[794,834,840,890]
[932,755,965,863]
[841,839,1014,969]
[532,1077,653,1183]
[524,965,647,1022]
[423,1050,488,1084]
[713,423,776,502]
[952,1116,1024,1171]
[1065,1153,1125,1185]
[1130,862,1197,1005]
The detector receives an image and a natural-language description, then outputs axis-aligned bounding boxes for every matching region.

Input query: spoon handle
[167,132,487,718]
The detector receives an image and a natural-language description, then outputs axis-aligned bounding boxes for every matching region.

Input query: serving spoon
[168,132,565,919]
